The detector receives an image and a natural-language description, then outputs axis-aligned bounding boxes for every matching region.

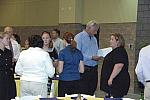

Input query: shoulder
[75,31,85,38]
[40,48,49,55]
[113,47,127,55]
[140,45,150,52]
[37,49,50,59]
[115,46,126,52]
[138,45,150,57]
[60,47,70,54]
[4,48,12,54]
[55,38,63,42]
[19,49,28,56]
[59,48,66,53]
[11,39,18,45]
[76,48,82,53]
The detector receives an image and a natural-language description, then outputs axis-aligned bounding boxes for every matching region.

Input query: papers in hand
[98,47,112,57]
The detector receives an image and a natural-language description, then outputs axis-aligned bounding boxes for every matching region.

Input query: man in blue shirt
[75,20,101,95]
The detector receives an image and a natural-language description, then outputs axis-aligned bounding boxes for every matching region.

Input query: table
[57,97,104,100]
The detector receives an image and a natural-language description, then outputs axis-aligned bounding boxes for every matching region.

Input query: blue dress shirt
[75,30,99,67]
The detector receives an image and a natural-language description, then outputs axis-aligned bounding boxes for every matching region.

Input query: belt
[146,80,150,82]
[84,65,98,72]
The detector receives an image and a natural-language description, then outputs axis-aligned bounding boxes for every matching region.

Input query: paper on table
[98,47,112,57]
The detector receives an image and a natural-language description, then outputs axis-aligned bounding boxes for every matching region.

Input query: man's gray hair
[86,20,99,28]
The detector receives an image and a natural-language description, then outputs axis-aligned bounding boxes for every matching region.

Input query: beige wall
[0,0,59,26]
[59,0,76,23]
[83,0,138,24]
[0,0,137,26]
[59,0,83,23]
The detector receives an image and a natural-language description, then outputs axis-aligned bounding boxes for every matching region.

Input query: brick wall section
[0,22,136,95]
[135,0,150,93]
[136,0,150,52]
[0,24,83,46]
[0,26,57,46]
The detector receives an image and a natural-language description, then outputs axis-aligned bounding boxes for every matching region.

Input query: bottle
[50,81,55,98]
[50,92,54,98]
[76,94,81,100]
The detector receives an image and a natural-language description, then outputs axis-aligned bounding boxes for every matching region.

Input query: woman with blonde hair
[58,32,84,97]
[100,33,130,98]
[0,32,16,100]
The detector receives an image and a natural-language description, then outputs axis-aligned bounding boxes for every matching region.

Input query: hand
[92,56,102,61]
[53,61,58,67]
[108,78,113,86]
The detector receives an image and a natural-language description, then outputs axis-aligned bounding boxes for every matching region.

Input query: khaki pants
[144,82,150,100]
[20,80,47,98]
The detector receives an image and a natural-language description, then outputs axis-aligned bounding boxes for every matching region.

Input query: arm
[74,34,82,51]
[108,63,123,86]
[79,61,84,73]
[135,51,145,84]
[44,54,55,78]
[58,50,64,74]
[52,48,58,67]
[58,61,64,74]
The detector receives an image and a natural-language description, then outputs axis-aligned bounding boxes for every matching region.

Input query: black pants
[58,80,80,97]
[79,65,98,95]
[0,71,16,100]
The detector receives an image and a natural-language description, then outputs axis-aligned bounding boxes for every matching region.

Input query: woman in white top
[15,35,55,97]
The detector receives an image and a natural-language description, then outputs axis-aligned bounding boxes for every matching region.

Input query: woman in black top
[41,31,58,64]
[100,33,130,98]
[0,33,16,100]
[41,31,58,95]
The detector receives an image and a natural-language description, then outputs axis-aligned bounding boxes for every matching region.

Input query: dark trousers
[0,71,16,100]
[58,80,80,97]
[79,65,98,95]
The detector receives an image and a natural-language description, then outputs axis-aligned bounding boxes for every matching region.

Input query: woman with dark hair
[41,31,58,66]
[15,35,55,97]
[41,31,58,95]
[100,33,130,98]
[58,32,84,97]
[0,32,16,100]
